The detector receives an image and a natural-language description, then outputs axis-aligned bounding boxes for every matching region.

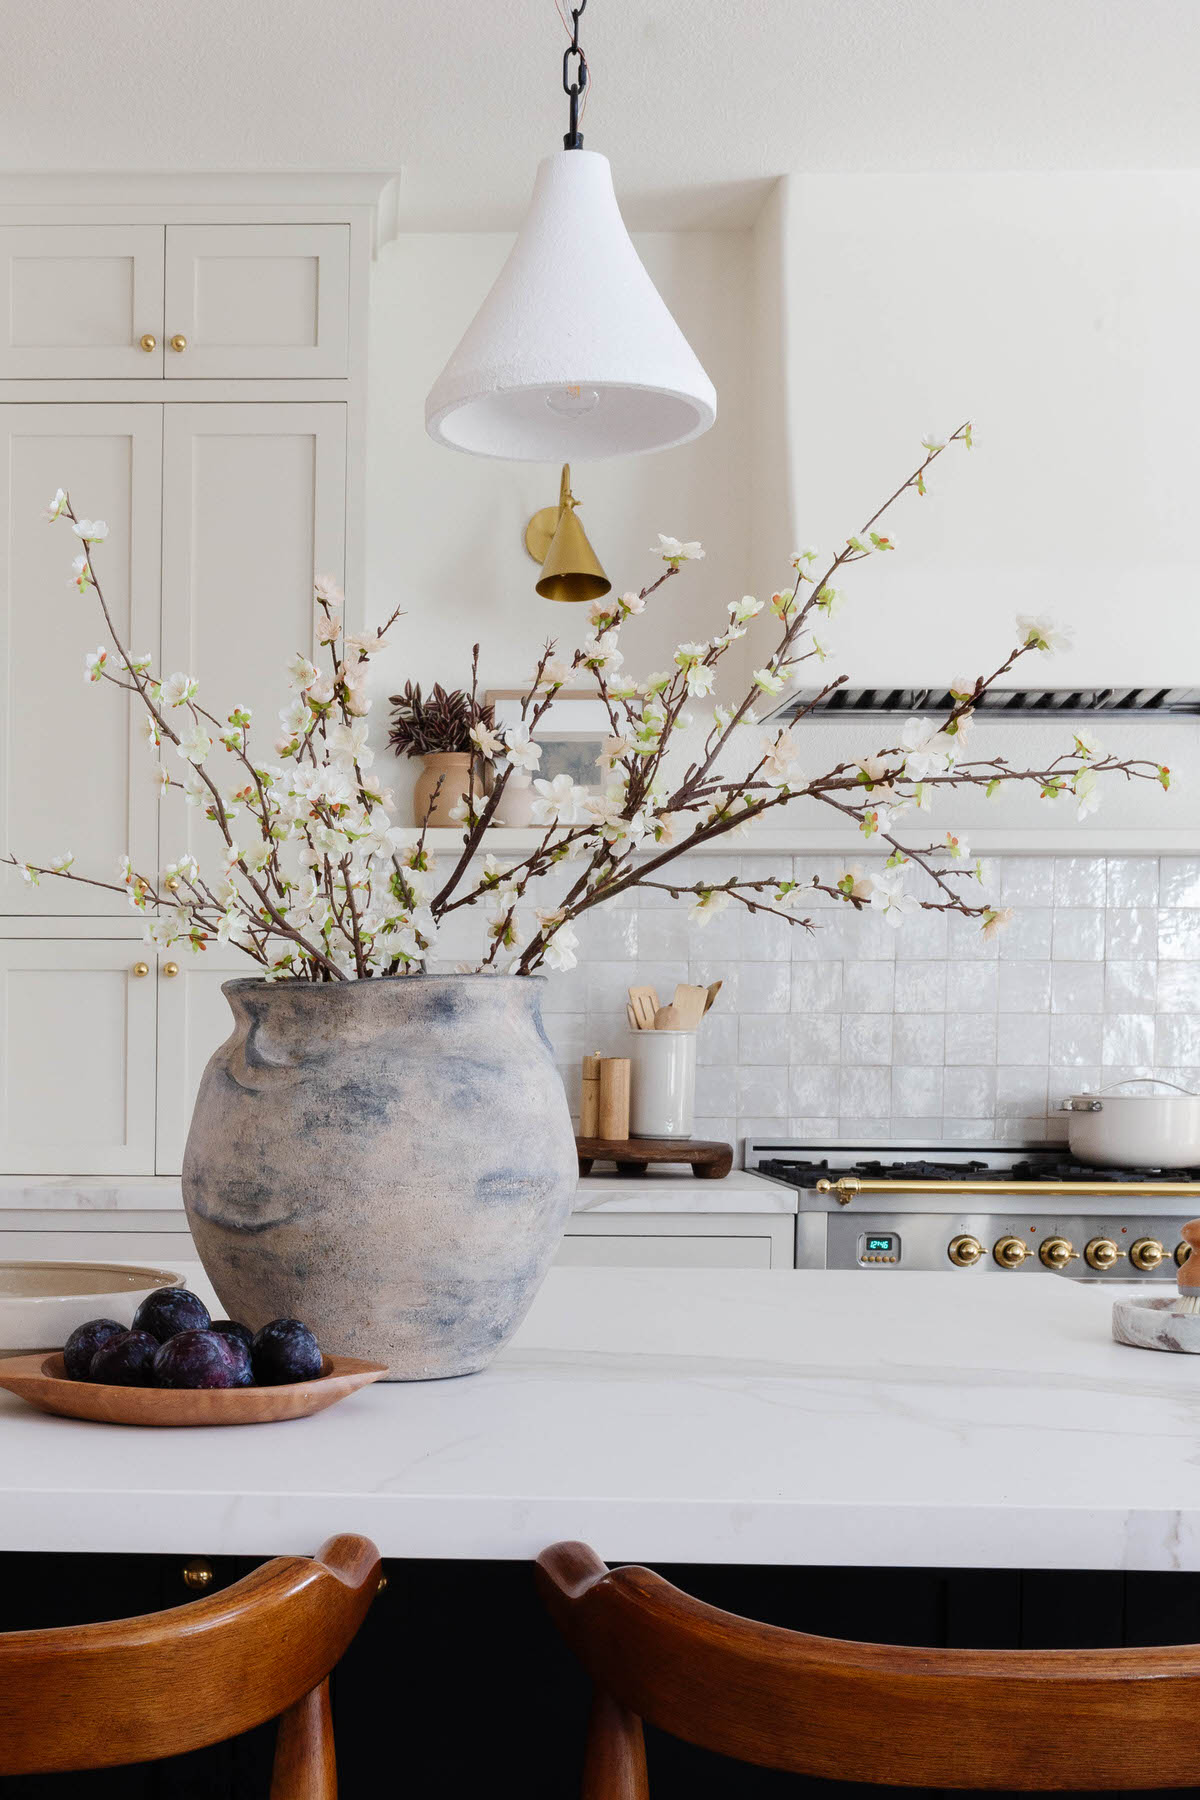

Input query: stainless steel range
[744,1141,1200,1278]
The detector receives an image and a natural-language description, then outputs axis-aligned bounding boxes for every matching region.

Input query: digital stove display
[860,1232,900,1264]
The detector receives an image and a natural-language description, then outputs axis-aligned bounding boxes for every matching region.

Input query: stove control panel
[817,1213,1195,1276]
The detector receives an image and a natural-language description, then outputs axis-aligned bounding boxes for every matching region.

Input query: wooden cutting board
[575,1138,734,1179]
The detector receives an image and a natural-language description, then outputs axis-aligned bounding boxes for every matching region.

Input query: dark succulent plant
[388,682,494,757]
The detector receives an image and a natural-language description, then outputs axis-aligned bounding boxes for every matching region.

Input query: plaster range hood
[774,685,1200,719]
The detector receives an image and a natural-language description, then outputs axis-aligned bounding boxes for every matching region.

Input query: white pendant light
[425,2,716,463]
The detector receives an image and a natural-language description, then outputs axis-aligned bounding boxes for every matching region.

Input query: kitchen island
[2,1267,1198,1571]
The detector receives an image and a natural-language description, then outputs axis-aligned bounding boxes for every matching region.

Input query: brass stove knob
[1176,1240,1192,1268]
[1084,1236,1125,1272]
[1130,1237,1165,1272]
[1039,1235,1080,1271]
[948,1233,983,1268]
[993,1234,1029,1269]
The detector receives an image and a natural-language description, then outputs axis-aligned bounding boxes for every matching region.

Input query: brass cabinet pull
[170,334,187,352]
[181,1558,214,1591]
[139,333,157,352]
[131,961,150,978]
[163,961,180,978]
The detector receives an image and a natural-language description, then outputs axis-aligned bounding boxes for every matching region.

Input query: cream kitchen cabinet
[0,226,166,379]
[0,938,157,1174]
[0,400,348,914]
[155,943,260,1175]
[0,222,350,381]
[556,1214,794,1269]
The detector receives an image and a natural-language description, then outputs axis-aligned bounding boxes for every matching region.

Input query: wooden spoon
[628,986,659,1030]
[703,980,723,1014]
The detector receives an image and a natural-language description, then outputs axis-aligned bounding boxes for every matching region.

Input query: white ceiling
[4,0,1199,229]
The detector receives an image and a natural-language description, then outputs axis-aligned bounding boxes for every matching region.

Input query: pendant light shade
[425,151,717,462]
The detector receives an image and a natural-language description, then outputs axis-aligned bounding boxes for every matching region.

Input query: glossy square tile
[1155,1014,1200,1066]
[842,960,896,1012]
[1050,962,1105,1013]
[891,1013,945,1065]
[1106,907,1158,959]
[1156,962,1200,1012]
[696,1012,738,1065]
[1102,1013,1155,1066]
[1049,1013,1103,1067]
[841,1013,893,1064]
[996,1065,1049,1118]
[738,1014,793,1065]
[943,1065,997,1116]
[838,1065,892,1117]
[789,1064,839,1114]
[998,909,1053,960]
[997,960,1051,1013]
[944,960,998,1012]
[998,858,1055,907]
[790,961,843,1013]
[1052,909,1105,960]
[944,1014,998,1065]
[1054,857,1107,906]
[893,960,948,1013]
[891,1065,943,1116]
[1104,960,1156,1013]
[1106,858,1160,907]
[636,908,690,961]
[1159,859,1200,907]
[736,962,792,1013]
[789,1014,842,1064]
[737,1065,789,1119]
[996,1013,1051,1065]
[1158,909,1200,961]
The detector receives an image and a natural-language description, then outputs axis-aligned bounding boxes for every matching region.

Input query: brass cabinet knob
[1084,1237,1125,1271]
[131,961,150,978]
[139,333,157,352]
[164,874,181,893]
[1039,1235,1079,1271]
[170,333,188,352]
[181,1558,214,1591]
[163,961,180,978]
[993,1234,1029,1269]
[1176,1241,1192,1268]
[947,1233,983,1268]
[1130,1237,1165,1272]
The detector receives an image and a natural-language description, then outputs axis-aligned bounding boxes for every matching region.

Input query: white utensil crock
[628,1029,697,1139]
[1061,1078,1200,1168]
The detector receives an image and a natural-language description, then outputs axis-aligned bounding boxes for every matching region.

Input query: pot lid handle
[1084,1077,1199,1102]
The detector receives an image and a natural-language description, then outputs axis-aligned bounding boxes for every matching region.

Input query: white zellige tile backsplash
[465,853,1200,1148]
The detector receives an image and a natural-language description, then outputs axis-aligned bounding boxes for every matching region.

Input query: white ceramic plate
[0,1261,184,1355]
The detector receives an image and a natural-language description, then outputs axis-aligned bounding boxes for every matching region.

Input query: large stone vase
[181,974,577,1380]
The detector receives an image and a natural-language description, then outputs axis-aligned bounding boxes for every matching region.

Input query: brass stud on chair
[181,1558,214,1591]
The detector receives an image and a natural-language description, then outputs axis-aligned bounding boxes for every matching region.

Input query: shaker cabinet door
[0,226,165,378]
[155,944,260,1175]
[158,402,346,868]
[0,940,157,1174]
[0,404,163,916]
[163,225,350,378]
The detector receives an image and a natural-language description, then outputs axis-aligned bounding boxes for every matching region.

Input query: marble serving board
[1112,1292,1200,1354]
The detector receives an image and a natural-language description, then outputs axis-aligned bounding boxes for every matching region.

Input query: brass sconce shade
[526,464,611,604]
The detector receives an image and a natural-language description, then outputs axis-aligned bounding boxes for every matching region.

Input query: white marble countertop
[2,1267,1199,1569]
[0,1168,792,1216]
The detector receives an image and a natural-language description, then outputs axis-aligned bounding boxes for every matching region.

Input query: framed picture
[486,689,611,800]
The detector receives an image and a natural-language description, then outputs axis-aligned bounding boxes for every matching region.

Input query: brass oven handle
[816,1176,1200,1204]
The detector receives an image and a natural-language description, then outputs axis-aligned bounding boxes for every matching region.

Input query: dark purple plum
[89,1329,158,1387]
[209,1319,254,1354]
[216,1333,254,1387]
[251,1319,323,1385]
[153,1329,240,1389]
[132,1286,210,1343]
[63,1318,126,1381]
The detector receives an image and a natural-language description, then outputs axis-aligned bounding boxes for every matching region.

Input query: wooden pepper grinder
[597,1057,631,1140]
[1174,1220,1200,1314]
[579,1052,602,1137]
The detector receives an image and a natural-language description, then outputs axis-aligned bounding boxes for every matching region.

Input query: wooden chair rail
[0,1531,380,1782]
[536,1540,1200,1791]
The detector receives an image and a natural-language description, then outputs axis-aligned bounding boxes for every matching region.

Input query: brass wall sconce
[525,463,611,603]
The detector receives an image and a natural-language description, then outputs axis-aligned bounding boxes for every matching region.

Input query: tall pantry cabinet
[0,175,395,1175]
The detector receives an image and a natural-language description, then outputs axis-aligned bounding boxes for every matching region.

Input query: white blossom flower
[791,545,819,572]
[869,869,921,927]
[653,534,704,563]
[70,554,91,593]
[128,652,153,674]
[164,854,199,886]
[981,906,1015,940]
[503,721,543,772]
[618,590,646,615]
[140,714,160,749]
[597,735,633,770]
[857,753,895,785]
[308,672,337,707]
[1073,727,1104,762]
[50,851,74,873]
[287,652,319,691]
[920,432,947,452]
[343,627,391,656]
[44,489,67,522]
[643,670,671,695]
[469,719,504,757]
[315,611,341,645]
[900,717,954,781]
[836,866,874,902]
[943,831,971,860]
[71,519,108,543]
[158,671,198,708]
[1017,614,1073,654]
[684,661,715,698]
[752,666,785,696]
[18,863,39,885]
[84,647,107,682]
[531,772,585,825]
[761,727,802,787]
[176,722,212,765]
[535,658,577,691]
[846,530,875,555]
[144,915,181,948]
[217,908,252,946]
[326,719,374,768]
[690,887,731,924]
[314,574,344,608]
[1073,765,1102,819]
[582,629,623,674]
[729,595,764,624]
[607,674,640,700]
[588,596,617,625]
[152,763,171,796]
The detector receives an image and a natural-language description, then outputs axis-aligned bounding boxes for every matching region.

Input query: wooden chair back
[537,1540,1200,1792]
[0,1532,380,1793]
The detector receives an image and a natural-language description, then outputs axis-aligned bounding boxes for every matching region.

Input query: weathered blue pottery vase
[182,974,577,1380]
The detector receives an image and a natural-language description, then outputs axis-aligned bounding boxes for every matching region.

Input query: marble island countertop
[2,1267,1198,1570]
[0,1167,792,1217]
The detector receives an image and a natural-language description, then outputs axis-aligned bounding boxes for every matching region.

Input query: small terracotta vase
[412,752,482,827]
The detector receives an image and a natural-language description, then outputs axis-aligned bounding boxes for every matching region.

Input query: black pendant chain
[562,0,589,149]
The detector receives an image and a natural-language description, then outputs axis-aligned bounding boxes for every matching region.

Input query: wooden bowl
[0,1351,387,1426]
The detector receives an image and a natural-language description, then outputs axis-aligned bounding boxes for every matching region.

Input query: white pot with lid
[1061,1078,1200,1169]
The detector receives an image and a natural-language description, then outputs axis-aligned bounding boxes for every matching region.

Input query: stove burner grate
[760,1156,1200,1186]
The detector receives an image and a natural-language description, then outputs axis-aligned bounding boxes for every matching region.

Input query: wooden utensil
[580,1052,602,1135]
[625,1003,640,1031]
[703,980,723,1014]
[628,986,659,1031]
[671,983,709,1031]
[653,1004,684,1029]
[0,1351,387,1427]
